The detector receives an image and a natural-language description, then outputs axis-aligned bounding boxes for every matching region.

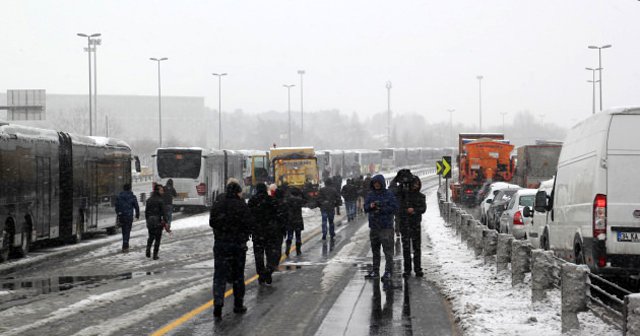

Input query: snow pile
[423,192,620,336]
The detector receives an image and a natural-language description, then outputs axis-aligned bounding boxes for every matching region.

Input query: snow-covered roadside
[422,191,620,336]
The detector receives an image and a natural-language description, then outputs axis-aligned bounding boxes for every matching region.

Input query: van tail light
[513,211,524,225]
[597,256,607,268]
[593,194,607,240]
[196,183,207,196]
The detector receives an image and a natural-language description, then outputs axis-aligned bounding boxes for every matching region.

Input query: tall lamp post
[586,67,601,115]
[588,44,612,111]
[150,57,168,147]
[447,109,455,154]
[77,32,101,135]
[476,75,483,132]
[283,84,295,147]
[90,37,101,134]
[297,70,305,144]
[386,81,392,147]
[212,73,227,149]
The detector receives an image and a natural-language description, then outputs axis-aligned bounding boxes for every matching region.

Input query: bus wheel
[106,227,117,235]
[0,224,12,262]
[13,222,31,258]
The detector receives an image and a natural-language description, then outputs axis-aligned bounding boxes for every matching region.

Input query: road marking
[150,221,333,336]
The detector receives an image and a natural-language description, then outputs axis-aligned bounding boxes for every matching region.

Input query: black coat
[341,184,358,202]
[163,184,178,205]
[209,192,253,244]
[317,185,340,211]
[396,190,426,226]
[247,192,280,241]
[285,193,305,231]
[145,193,165,228]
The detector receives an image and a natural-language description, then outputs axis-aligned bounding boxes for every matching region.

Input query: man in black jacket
[162,179,178,228]
[210,181,253,318]
[248,183,279,285]
[145,184,166,260]
[397,175,426,278]
[341,179,358,222]
[115,183,140,253]
[318,178,340,240]
[285,187,306,256]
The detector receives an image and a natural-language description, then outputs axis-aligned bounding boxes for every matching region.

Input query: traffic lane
[154,213,370,335]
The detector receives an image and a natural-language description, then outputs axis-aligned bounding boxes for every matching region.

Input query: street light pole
[476,75,483,132]
[150,57,168,147]
[297,70,305,144]
[588,44,612,111]
[386,81,392,147]
[90,38,101,134]
[77,33,101,135]
[586,67,601,115]
[283,84,295,147]
[212,73,228,149]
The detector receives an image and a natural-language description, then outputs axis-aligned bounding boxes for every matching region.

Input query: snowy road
[0,177,462,336]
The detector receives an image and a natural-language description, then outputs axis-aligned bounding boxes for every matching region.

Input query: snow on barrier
[510,240,532,286]
[531,250,558,303]
[624,294,640,336]
[496,233,514,272]
[561,263,589,333]
[482,229,497,263]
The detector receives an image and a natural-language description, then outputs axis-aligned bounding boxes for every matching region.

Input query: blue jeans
[213,241,247,306]
[165,206,173,225]
[321,209,335,238]
[346,201,357,219]
[286,229,302,244]
[119,215,133,249]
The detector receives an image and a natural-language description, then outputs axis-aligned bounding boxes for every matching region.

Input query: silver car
[499,189,537,239]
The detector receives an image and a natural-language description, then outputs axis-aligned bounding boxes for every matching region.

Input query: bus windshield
[157,150,202,179]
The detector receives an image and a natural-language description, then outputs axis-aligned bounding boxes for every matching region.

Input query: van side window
[508,197,516,209]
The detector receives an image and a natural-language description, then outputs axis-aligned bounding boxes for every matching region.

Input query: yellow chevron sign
[436,161,443,175]
[442,156,452,179]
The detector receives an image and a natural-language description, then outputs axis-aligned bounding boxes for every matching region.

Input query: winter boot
[364,270,379,279]
[233,299,247,314]
[296,242,302,256]
[415,269,424,277]
[145,245,151,258]
[285,241,292,257]
[213,305,223,318]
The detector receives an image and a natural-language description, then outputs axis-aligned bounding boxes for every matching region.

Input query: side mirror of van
[486,199,493,204]
[134,156,141,173]
[523,206,532,218]
[534,190,547,213]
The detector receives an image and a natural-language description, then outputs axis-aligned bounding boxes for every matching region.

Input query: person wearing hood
[209,181,253,318]
[145,184,166,260]
[163,178,178,228]
[341,179,358,222]
[284,187,306,256]
[397,175,426,278]
[363,174,399,282]
[317,178,341,240]
[248,183,279,284]
[115,183,139,253]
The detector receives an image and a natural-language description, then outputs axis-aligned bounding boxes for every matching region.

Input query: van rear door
[607,113,640,255]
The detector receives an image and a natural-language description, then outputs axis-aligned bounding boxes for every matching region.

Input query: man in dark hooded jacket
[341,179,358,222]
[284,187,305,256]
[364,174,399,281]
[317,178,340,240]
[115,183,139,253]
[397,175,426,277]
[333,175,343,215]
[248,183,279,284]
[209,181,253,318]
[145,184,166,260]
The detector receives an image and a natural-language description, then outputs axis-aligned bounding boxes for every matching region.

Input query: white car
[523,177,554,249]
[479,182,520,226]
[499,189,537,239]
[533,107,640,275]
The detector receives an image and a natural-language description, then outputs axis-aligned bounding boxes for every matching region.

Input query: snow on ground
[423,191,621,336]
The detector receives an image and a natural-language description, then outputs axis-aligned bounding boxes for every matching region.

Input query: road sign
[442,156,452,179]
[436,161,443,175]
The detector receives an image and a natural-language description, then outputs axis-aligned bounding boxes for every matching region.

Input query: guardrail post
[531,250,558,303]
[561,264,589,333]
[624,293,640,336]
[443,202,451,221]
[474,222,484,256]
[461,214,472,242]
[448,205,458,224]
[483,229,498,263]
[466,220,477,249]
[496,233,514,272]
[511,240,532,286]
[454,210,464,235]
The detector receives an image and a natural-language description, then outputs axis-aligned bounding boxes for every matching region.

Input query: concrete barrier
[473,222,484,256]
[461,215,473,243]
[482,229,498,262]
[511,240,532,286]
[531,249,558,302]
[624,293,640,336]
[448,205,458,225]
[496,233,514,272]
[466,220,479,249]
[561,264,589,333]
[454,210,465,235]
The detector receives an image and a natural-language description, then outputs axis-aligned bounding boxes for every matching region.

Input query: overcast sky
[2,0,639,128]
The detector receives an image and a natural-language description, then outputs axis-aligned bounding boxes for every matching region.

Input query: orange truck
[451,133,515,205]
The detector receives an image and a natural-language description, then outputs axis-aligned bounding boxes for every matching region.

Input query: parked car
[499,189,537,238]
[479,182,520,226]
[524,177,555,249]
[529,107,640,275]
[487,188,520,230]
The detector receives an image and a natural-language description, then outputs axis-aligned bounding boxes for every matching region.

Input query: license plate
[175,193,188,201]
[617,231,640,242]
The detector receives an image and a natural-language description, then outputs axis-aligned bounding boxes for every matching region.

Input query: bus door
[35,157,51,238]
[57,132,74,239]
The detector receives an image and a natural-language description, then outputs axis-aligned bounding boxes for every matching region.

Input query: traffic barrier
[443,202,451,223]
[531,249,558,303]
[511,240,532,286]
[624,294,640,336]
[466,220,477,249]
[482,229,498,262]
[448,205,458,225]
[496,233,514,272]
[460,215,473,242]
[473,222,484,256]
[561,264,589,333]
[454,210,464,235]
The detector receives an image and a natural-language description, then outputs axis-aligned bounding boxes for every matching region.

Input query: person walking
[389,169,414,239]
[285,187,305,256]
[163,179,178,228]
[364,174,399,282]
[318,178,340,240]
[210,180,252,318]
[145,184,166,260]
[248,183,279,285]
[397,175,426,277]
[115,183,140,253]
[341,179,358,222]
[333,174,343,215]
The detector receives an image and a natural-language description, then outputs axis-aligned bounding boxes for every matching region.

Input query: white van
[530,107,640,275]
[524,177,554,249]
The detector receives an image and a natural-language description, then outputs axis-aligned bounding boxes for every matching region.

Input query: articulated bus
[153,147,244,211]
[0,123,138,262]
